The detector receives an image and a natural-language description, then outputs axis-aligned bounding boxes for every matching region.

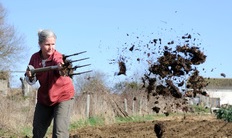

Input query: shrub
[215,106,232,122]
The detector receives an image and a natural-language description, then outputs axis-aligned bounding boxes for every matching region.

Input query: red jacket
[28,50,75,106]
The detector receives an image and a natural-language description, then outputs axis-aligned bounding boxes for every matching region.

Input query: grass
[115,114,162,123]
[191,105,210,113]
[0,128,18,138]
[70,116,105,130]
[70,114,163,131]
[21,126,32,137]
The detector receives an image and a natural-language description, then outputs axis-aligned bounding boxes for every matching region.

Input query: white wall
[207,89,232,105]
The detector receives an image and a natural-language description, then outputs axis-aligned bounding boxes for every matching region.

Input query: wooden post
[132,100,135,115]
[124,98,128,113]
[86,94,90,118]
[145,98,148,114]
[20,77,30,97]
[139,98,142,115]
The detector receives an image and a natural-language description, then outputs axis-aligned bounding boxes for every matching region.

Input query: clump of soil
[154,122,165,138]
[111,56,127,76]
[220,73,226,78]
[112,33,209,114]
[142,34,209,114]
[186,70,209,97]
[143,34,208,99]
[117,61,126,75]
[152,106,161,113]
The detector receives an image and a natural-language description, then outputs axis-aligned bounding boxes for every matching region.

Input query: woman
[25,29,75,138]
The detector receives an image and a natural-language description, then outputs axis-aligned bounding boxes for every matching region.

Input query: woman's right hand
[26,70,32,77]
[26,70,34,81]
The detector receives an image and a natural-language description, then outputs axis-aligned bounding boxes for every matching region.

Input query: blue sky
[1,0,232,87]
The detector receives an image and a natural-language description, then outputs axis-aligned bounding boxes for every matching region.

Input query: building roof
[205,78,232,89]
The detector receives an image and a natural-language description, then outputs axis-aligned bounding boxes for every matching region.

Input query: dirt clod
[154,122,165,138]
[112,33,210,115]
[117,61,126,75]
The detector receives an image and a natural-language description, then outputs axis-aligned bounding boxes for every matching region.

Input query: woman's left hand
[58,63,66,76]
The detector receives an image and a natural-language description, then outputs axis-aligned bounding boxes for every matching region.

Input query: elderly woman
[25,29,75,138]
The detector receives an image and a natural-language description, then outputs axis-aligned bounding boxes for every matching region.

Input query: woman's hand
[58,63,67,76]
[57,63,64,70]
[26,70,35,81]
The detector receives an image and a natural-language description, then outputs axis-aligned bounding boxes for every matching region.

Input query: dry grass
[0,88,159,137]
[0,94,34,136]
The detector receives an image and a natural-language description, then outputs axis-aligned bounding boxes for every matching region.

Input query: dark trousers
[32,98,74,138]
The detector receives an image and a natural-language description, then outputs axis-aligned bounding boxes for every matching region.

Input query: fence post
[145,98,148,114]
[86,94,90,118]
[124,98,128,113]
[139,98,142,115]
[132,100,135,115]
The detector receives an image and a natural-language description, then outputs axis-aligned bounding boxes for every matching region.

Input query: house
[205,78,232,106]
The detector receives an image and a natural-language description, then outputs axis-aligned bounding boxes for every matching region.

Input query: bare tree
[74,71,108,94]
[0,3,27,70]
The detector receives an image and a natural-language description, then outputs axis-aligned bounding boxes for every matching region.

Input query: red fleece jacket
[28,50,75,106]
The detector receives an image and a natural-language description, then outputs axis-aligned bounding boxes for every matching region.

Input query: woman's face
[40,37,56,59]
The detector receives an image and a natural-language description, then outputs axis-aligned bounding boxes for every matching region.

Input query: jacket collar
[39,50,56,62]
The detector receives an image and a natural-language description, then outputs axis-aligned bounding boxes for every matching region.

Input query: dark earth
[70,114,232,138]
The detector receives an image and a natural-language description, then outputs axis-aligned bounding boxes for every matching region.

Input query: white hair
[38,29,57,44]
